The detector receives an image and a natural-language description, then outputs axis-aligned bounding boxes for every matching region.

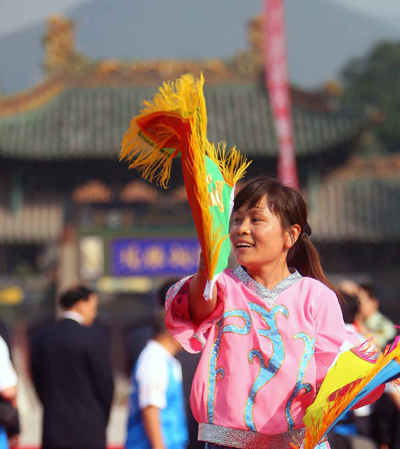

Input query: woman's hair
[233,175,341,298]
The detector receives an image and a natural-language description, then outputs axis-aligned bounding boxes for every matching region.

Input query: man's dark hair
[339,291,360,324]
[359,283,377,300]
[153,309,167,338]
[152,278,180,337]
[59,286,94,310]
[157,279,179,307]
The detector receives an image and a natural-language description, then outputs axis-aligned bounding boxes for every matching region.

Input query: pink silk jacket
[165,267,359,448]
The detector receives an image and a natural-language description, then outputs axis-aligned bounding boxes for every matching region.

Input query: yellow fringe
[304,343,400,449]
[120,74,206,188]
[196,144,247,279]
[391,378,400,395]
[185,154,229,281]
[120,120,179,188]
[120,72,251,279]
[184,85,223,281]
[206,141,251,188]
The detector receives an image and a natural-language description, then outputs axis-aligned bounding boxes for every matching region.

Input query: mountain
[0,0,399,94]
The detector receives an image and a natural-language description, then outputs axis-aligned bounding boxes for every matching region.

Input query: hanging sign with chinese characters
[111,238,201,276]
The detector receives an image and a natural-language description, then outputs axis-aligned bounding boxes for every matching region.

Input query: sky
[329,0,400,19]
[0,0,84,35]
[1,0,400,36]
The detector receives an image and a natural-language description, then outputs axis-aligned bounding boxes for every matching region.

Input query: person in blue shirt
[125,303,188,449]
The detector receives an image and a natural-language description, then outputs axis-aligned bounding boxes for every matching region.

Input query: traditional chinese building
[0,14,399,336]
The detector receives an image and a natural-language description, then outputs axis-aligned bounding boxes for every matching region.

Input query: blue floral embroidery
[285,333,315,430]
[244,303,289,432]
[207,310,252,424]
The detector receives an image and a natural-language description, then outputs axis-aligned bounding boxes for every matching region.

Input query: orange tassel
[304,342,400,449]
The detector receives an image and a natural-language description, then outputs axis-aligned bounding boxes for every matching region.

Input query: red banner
[264,0,299,189]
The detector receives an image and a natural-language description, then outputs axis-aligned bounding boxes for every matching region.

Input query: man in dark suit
[30,286,114,449]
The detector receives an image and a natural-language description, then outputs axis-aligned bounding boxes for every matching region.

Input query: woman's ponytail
[288,235,342,301]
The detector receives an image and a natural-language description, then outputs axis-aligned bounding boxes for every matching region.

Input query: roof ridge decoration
[0,75,66,118]
[0,14,340,117]
[0,14,264,117]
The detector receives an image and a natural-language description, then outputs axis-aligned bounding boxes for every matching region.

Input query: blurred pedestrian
[338,280,360,298]
[0,335,19,449]
[124,320,154,378]
[158,280,203,449]
[373,387,400,449]
[0,323,10,354]
[331,290,376,445]
[30,286,114,449]
[125,282,188,449]
[338,285,400,449]
[358,284,396,349]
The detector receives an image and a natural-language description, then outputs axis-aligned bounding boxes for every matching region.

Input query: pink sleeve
[165,275,225,354]
[314,289,360,388]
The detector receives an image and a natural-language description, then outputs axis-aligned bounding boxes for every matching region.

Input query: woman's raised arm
[188,254,218,327]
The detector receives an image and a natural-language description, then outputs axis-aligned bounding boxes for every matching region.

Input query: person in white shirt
[126,306,188,449]
[334,290,376,442]
[0,336,18,449]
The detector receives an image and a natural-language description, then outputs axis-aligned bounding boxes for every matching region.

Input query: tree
[341,41,400,152]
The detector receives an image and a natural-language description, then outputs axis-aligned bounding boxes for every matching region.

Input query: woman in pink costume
[165,176,362,449]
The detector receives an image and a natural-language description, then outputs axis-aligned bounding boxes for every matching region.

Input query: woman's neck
[246,262,291,290]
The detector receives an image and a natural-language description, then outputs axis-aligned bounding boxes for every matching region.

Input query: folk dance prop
[120,74,251,299]
[302,337,400,449]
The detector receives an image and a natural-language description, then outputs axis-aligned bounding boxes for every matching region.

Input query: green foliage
[341,41,400,152]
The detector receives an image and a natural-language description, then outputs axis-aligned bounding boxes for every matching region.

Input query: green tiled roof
[309,177,400,242]
[0,85,370,160]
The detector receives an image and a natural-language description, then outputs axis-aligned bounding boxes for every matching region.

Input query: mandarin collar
[233,266,302,306]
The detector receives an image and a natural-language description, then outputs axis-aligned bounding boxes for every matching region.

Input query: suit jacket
[30,318,114,449]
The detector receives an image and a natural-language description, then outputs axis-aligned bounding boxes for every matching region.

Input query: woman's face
[230,196,290,272]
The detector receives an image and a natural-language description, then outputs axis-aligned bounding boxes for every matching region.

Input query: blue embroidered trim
[207,310,252,424]
[244,303,289,432]
[285,333,315,431]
